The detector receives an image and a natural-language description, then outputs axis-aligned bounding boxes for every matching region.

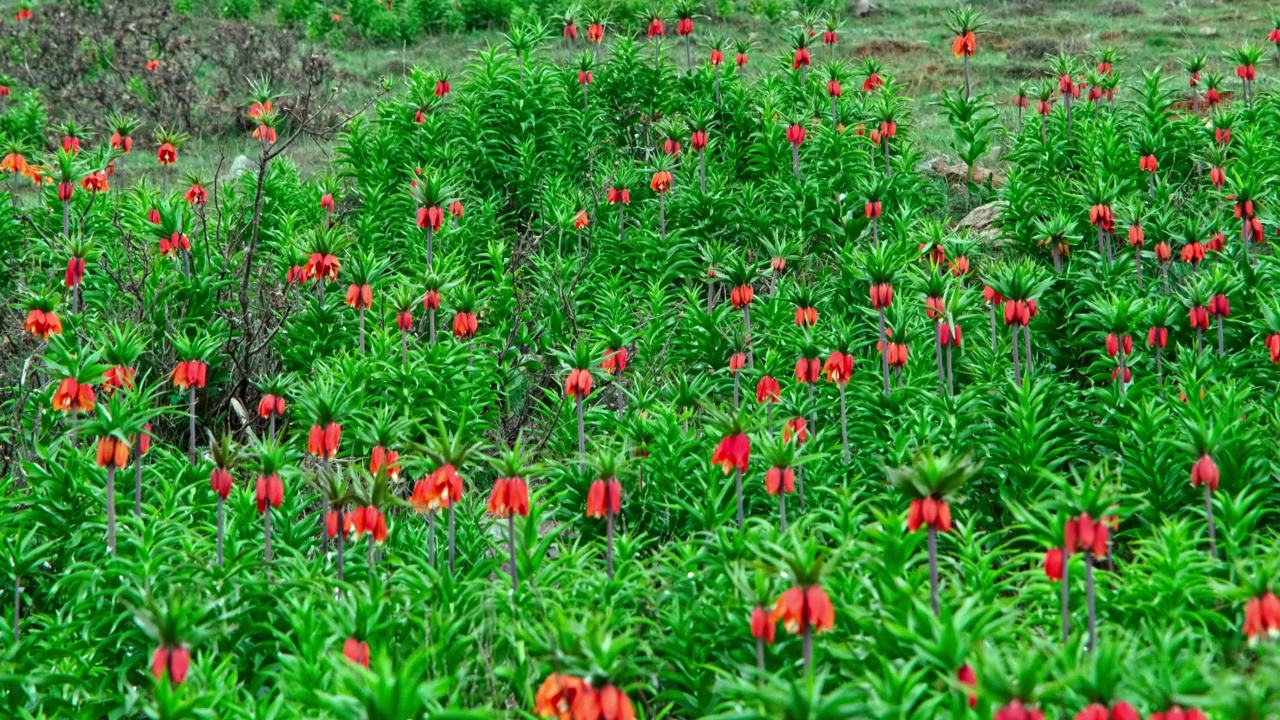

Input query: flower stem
[1060,547,1070,644]
[1205,484,1218,560]
[735,467,744,530]
[839,383,849,463]
[448,505,456,573]
[106,465,117,556]
[216,496,224,568]
[778,490,786,533]
[928,525,939,617]
[605,507,615,580]
[508,514,519,592]
[134,454,144,518]
[878,308,890,396]
[1085,553,1097,652]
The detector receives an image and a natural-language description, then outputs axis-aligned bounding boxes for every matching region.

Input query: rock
[1198,26,1217,36]
[225,155,256,181]
[923,156,1006,187]
[957,201,1006,237]
[854,0,877,17]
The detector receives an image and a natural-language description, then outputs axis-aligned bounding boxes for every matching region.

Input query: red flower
[939,323,962,347]
[906,497,953,532]
[1043,548,1064,580]
[1265,333,1280,363]
[785,124,806,146]
[255,473,283,513]
[1064,514,1108,559]
[1243,592,1280,641]
[1076,704,1109,720]
[690,130,707,151]
[157,142,177,166]
[827,79,842,98]
[396,310,413,331]
[320,193,336,213]
[1207,294,1230,318]
[453,312,478,340]
[730,284,754,309]
[151,645,190,685]
[423,289,441,311]
[792,47,811,70]
[710,48,723,65]
[823,350,854,384]
[563,23,578,40]
[488,477,530,517]
[870,282,893,309]
[607,187,630,205]
[1236,65,1256,81]
[449,200,464,218]
[435,79,451,97]
[769,585,835,635]
[865,200,882,219]
[306,422,342,460]
[765,466,795,495]
[728,352,746,375]
[344,283,373,310]
[794,305,818,327]
[755,375,780,404]
[102,365,135,394]
[588,24,604,43]
[565,368,594,397]
[210,467,233,500]
[784,417,808,444]
[369,446,401,480]
[62,136,81,154]
[1209,167,1225,188]
[1138,154,1157,173]
[1088,204,1116,232]
[572,683,636,720]
[677,17,693,36]
[57,181,74,202]
[647,17,664,38]
[171,360,208,390]
[602,347,628,375]
[750,606,776,644]
[1154,242,1171,262]
[184,182,207,206]
[957,665,977,709]
[1190,454,1219,491]
[823,30,838,46]
[81,172,108,192]
[417,205,444,232]
[1147,327,1167,347]
[1188,305,1209,331]
[535,673,587,720]
[24,308,63,339]
[736,52,748,67]
[712,433,750,474]
[257,393,286,418]
[64,256,85,288]
[159,232,191,257]
[1111,702,1139,720]
[586,478,622,517]
[343,637,370,667]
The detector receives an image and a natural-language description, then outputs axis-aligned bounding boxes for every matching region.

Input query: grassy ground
[172,0,1278,183]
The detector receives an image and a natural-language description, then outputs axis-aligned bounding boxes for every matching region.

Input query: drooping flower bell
[255,473,283,513]
[453,311,478,340]
[906,496,953,533]
[730,283,754,309]
[307,422,342,460]
[792,47,811,70]
[417,205,444,232]
[65,256,86,288]
[765,466,795,495]
[769,584,835,635]
[95,435,130,469]
[210,466,233,500]
[785,123,807,146]
[607,187,630,205]
[939,322,962,348]
[1188,305,1210,332]
[343,637,370,667]
[24,308,62,339]
[784,416,808,445]
[151,645,190,686]
[756,375,780,404]
[565,368,594,398]
[171,360,208,391]
[1242,592,1280,642]
[396,309,413,332]
[157,143,177,166]
[951,31,976,57]
[1190,454,1219,491]
[1207,294,1230,318]
[1043,548,1064,580]
[159,232,191,257]
[650,170,673,193]
[795,354,821,384]
[728,352,746,375]
[995,701,1045,720]
[344,283,373,310]
[588,23,604,43]
[712,432,750,474]
[647,17,664,38]
[751,606,776,644]
[257,393,286,419]
[369,446,401,481]
[870,282,893,310]
[535,673,586,720]
[1064,513,1109,559]
[602,346,628,375]
[823,350,854,384]
[586,478,622,518]
[488,477,530,517]
[103,365,136,394]
[184,182,207,206]
[794,304,818,328]
[676,16,693,36]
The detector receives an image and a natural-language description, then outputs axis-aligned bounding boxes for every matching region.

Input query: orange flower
[769,584,835,635]
[171,360,208,391]
[95,436,130,468]
[711,433,750,474]
[488,477,530,517]
[823,351,854,384]
[650,170,673,193]
[951,31,976,58]
[369,445,400,480]
[765,466,795,495]
[535,674,586,720]
[0,151,28,175]
[53,377,95,413]
[565,368,594,398]
[783,417,807,444]
[411,464,464,512]
[344,283,373,310]
[23,308,63,339]
[453,312,478,340]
